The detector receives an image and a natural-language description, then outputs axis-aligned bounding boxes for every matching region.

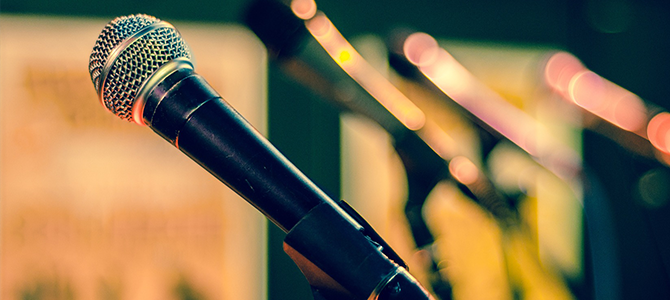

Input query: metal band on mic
[87,13,435,300]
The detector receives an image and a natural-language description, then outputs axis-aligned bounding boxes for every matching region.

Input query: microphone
[244,2,522,299]
[88,14,434,300]
[386,30,624,300]
[243,0,520,232]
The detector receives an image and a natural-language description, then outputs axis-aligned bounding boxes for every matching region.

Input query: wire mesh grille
[88,14,192,122]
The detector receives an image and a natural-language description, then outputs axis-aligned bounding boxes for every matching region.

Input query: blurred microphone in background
[244,1,576,299]
[387,30,584,186]
[385,29,587,300]
[386,29,639,300]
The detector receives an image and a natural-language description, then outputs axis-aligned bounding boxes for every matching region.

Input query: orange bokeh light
[305,13,333,40]
[544,52,587,96]
[568,70,646,132]
[306,14,426,131]
[419,49,474,98]
[405,33,583,181]
[405,34,538,156]
[403,32,441,67]
[648,112,670,154]
[291,0,317,20]
[568,71,608,112]
[449,156,480,185]
[545,52,647,133]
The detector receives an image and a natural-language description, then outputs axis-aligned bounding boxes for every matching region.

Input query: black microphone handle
[140,65,434,300]
[144,66,329,232]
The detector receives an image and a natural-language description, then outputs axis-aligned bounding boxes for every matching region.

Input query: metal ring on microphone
[132,58,194,125]
[98,21,174,112]
[367,267,402,300]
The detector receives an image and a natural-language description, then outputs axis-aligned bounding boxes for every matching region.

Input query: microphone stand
[393,128,455,299]
[283,199,434,299]
[143,67,436,300]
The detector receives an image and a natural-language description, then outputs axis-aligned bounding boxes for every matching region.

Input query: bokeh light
[306,14,426,130]
[648,112,670,154]
[290,0,317,20]
[449,156,479,185]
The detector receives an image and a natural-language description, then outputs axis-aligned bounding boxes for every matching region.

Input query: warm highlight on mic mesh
[1,0,669,299]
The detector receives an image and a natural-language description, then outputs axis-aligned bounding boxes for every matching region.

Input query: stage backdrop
[0,15,268,300]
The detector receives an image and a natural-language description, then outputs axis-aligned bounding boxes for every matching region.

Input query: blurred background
[1,0,669,299]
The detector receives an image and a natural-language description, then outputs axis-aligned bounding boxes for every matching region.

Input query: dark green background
[3,0,669,299]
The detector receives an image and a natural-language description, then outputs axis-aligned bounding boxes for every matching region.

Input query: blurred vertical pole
[266,65,342,299]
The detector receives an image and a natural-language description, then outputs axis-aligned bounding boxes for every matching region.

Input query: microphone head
[88,14,192,123]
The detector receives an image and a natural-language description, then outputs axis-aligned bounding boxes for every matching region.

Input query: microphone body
[243,4,520,299]
[146,65,424,299]
[244,0,448,244]
[89,14,434,300]
[145,66,329,232]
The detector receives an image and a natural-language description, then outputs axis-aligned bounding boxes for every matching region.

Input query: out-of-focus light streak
[647,112,670,154]
[395,32,580,297]
[544,52,586,97]
[567,70,646,132]
[403,32,441,67]
[417,122,460,163]
[449,156,479,185]
[404,32,582,182]
[543,51,670,157]
[305,13,426,131]
[304,14,513,219]
[303,15,523,299]
[290,0,317,20]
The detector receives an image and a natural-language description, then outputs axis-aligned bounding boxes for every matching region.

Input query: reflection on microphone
[89,13,435,300]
